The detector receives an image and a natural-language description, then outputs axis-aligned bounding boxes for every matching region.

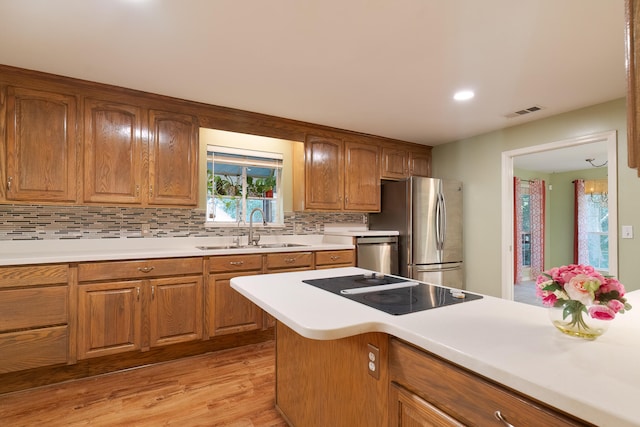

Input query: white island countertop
[0,235,354,266]
[231,267,640,427]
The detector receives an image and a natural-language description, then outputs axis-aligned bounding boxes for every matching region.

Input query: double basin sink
[196,243,309,250]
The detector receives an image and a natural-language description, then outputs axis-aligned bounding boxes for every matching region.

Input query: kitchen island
[231,267,640,427]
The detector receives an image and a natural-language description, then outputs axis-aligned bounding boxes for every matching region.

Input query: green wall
[433,98,640,296]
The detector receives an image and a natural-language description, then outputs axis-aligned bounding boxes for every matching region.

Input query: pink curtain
[513,177,523,284]
[529,179,545,278]
[574,180,588,264]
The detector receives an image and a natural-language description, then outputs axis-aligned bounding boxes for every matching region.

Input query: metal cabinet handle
[138,266,155,273]
[229,261,244,266]
[135,184,140,196]
[494,411,515,427]
[284,258,296,263]
[7,176,12,191]
[136,287,140,301]
[151,285,155,299]
[330,255,340,261]
[149,185,154,198]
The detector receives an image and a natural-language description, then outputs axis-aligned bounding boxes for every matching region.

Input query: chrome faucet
[248,207,266,245]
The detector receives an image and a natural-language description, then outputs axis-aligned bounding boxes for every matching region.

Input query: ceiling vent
[504,105,545,118]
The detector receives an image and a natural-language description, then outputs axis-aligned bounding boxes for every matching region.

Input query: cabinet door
[83,98,143,204]
[77,281,142,359]
[5,86,77,202]
[148,109,198,206]
[208,271,262,336]
[390,382,465,427]
[344,140,380,211]
[304,134,343,210]
[409,149,432,177]
[149,276,203,347]
[380,146,409,180]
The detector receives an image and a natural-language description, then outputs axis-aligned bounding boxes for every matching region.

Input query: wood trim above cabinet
[627,0,640,175]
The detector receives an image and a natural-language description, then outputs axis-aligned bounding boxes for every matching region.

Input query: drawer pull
[494,411,515,427]
[138,266,155,273]
[284,258,296,263]
[229,261,245,266]
[330,255,340,261]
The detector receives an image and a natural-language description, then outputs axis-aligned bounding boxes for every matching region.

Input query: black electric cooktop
[302,274,482,315]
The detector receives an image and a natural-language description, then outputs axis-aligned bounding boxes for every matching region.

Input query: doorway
[500,131,618,303]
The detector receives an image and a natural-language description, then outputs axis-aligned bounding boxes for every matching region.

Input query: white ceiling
[0,0,626,152]
[513,141,609,174]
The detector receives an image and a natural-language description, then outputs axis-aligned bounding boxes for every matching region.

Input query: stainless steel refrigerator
[369,177,464,288]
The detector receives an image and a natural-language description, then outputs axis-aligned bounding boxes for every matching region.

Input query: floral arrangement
[536,264,632,331]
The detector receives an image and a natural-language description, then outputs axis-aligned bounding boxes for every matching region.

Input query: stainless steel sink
[255,243,308,248]
[196,243,308,250]
[196,245,251,250]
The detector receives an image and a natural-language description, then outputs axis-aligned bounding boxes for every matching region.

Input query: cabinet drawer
[389,338,586,427]
[78,257,202,282]
[0,326,68,373]
[209,255,263,273]
[315,250,355,266]
[266,252,313,270]
[0,286,68,331]
[0,264,68,289]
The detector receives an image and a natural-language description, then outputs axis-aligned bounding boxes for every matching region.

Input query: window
[583,195,609,270]
[206,146,283,226]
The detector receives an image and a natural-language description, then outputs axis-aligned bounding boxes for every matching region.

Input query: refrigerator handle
[440,191,447,250]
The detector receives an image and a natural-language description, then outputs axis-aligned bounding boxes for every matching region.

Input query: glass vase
[548,304,610,340]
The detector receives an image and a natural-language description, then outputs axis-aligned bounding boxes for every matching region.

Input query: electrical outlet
[141,224,151,237]
[367,343,380,380]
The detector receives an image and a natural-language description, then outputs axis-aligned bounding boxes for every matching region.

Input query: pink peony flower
[588,305,616,320]
[607,299,625,314]
[598,278,626,297]
[564,274,599,306]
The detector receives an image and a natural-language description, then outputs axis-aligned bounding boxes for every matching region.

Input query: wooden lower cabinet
[0,264,70,373]
[389,338,589,427]
[148,276,203,347]
[314,249,355,269]
[77,257,204,359]
[207,254,264,337]
[390,382,464,427]
[77,280,142,359]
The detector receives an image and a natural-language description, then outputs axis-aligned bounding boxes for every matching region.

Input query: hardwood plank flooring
[0,341,288,426]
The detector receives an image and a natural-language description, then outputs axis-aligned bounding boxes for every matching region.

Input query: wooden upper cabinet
[381,144,432,180]
[304,134,344,210]
[409,148,432,177]
[380,146,409,180]
[148,109,199,206]
[83,99,143,204]
[5,86,77,202]
[344,140,380,211]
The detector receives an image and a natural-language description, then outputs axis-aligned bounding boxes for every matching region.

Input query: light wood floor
[0,341,288,427]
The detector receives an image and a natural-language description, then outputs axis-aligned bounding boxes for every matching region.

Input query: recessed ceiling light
[453,90,475,101]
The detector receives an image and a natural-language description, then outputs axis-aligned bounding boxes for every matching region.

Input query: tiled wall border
[0,205,366,240]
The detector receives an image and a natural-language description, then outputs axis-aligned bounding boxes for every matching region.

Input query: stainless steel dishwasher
[356,235,399,275]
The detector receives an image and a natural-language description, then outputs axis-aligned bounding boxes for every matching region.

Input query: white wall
[432,98,640,296]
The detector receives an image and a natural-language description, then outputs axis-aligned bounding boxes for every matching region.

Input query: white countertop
[322,223,399,237]
[0,235,354,266]
[231,267,640,427]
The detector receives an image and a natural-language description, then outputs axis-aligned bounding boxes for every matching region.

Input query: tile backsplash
[0,205,366,240]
